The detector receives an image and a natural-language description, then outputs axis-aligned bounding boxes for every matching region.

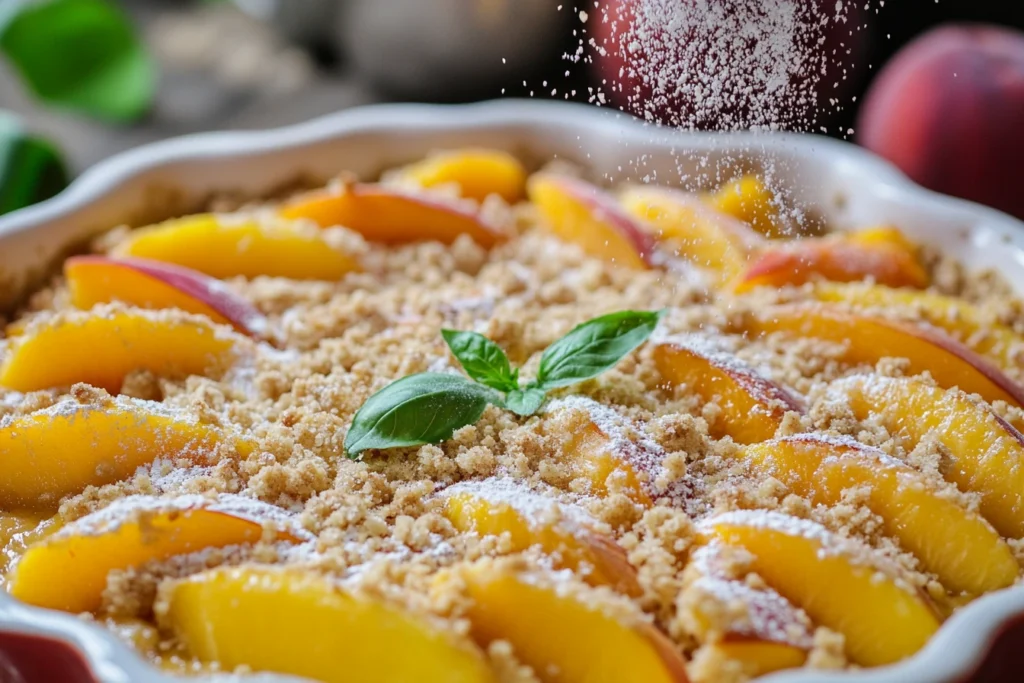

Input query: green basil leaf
[0,0,155,122]
[504,388,546,416]
[344,372,499,458]
[0,112,68,215]
[441,328,518,392]
[534,309,664,391]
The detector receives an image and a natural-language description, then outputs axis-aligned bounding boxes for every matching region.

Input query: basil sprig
[344,309,663,459]
[343,373,499,456]
[440,329,518,392]
[0,112,68,216]
[534,310,663,391]
[1,0,155,122]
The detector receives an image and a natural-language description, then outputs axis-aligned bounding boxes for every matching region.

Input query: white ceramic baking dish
[0,99,1022,683]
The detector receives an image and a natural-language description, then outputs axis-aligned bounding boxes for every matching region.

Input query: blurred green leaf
[0,113,69,215]
[0,0,155,122]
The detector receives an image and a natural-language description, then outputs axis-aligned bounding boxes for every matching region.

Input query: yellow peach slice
[65,256,268,337]
[700,510,940,667]
[113,214,359,280]
[402,149,527,203]
[163,566,496,683]
[832,374,1024,539]
[708,176,789,238]
[0,308,244,393]
[813,282,1024,370]
[653,334,802,444]
[566,424,650,505]
[845,225,917,250]
[529,174,658,269]
[0,395,248,510]
[682,544,812,678]
[620,185,765,283]
[740,435,1016,594]
[442,478,641,596]
[743,305,1024,407]
[551,397,674,506]
[688,580,811,677]
[733,228,929,293]
[0,513,59,578]
[8,494,310,613]
[458,560,690,683]
[707,640,807,679]
[279,183,507,247]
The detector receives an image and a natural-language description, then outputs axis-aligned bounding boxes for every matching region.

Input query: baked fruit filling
[0,148,1022,683]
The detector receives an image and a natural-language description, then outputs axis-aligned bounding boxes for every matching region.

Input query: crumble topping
[0,160,1020,683]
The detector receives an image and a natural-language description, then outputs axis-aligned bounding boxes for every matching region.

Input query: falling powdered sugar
[590,0,863,132]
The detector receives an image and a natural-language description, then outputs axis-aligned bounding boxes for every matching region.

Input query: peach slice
[163,566,496,683]
[832,374,1024,539]
[112,214,360,280]
[442,478,641,596]
[619,185,765,283]
[529,174,658,270]
[845,225,918,251]
[7,494,310,613]
[732,228,929,293]
[279,183,507,247]
[0,395,248,510]
[551,397,669,506]
[739,435,1016,595]
[682,544,813,678]
[687,580,811,677]
[653,334,802,444]
[65,256,268,337]
[708,176,789,238]
[0,513,60,578]
[0,308,244,393]
[457,560,689,683]
[700,510,940,667]
[401,149,528,203]
[813,282,1024,370]
[743,305,1024,407]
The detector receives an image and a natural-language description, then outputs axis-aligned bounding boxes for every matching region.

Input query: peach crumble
[1,148,1023,683]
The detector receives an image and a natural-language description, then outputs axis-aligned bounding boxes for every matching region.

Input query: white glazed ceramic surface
[0,100,1022,683]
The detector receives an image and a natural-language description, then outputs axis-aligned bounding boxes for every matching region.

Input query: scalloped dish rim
[0,99,1023,683]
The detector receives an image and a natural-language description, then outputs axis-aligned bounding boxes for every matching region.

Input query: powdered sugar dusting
[548,396,664,475]
[776,433,907,470]
[443,477,597,531]
[693,575,814,647]
[659,332,748,375]
[55,493,312,541]
[701,509,853,559]
[657,333,804,412]
[139,459,216,492]
[688,543,813,647]
[209,495,314,541]
[701,509,924,599]
[546,395,702,511]
[0,394,192,429]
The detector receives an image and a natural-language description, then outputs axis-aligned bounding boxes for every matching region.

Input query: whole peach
[591,0,867,129]
[858,25,1024,220]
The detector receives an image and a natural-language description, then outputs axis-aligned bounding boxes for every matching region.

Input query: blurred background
[0,0,1022,217]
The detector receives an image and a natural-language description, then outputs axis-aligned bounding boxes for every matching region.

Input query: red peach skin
[280,184,507,247]
[65,256,267,337]
[529,174,658,269]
